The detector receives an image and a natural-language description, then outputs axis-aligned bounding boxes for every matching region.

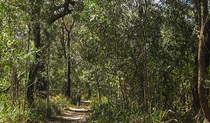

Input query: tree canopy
[1,0,210,122]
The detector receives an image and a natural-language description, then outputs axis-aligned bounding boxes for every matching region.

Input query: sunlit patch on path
[48,101,91,123]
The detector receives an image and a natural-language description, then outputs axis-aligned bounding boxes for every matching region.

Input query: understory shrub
[28,94,72,122]
[0,94,30,123]
[89,98,170,123]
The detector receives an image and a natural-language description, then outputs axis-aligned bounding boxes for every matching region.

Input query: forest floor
[47,100,91,123]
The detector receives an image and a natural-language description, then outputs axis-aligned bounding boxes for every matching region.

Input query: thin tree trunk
[46,33,51,117]
[27,63,39,106]
[96,69,101,104]
[63,20,74,98]
[66,30,71,97]
[192,51,200,113]
[192,0,201,114]
[12,68,18,105]
[119,74,125,108]
[86,82,91,99]
[24,22,31,120]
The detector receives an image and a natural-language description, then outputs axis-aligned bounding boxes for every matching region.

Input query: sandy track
[48,101,91,123]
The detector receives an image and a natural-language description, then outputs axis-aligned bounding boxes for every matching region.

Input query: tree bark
[192,51,200,113]
[191,0,201,114]
[66,29,71,98]
[49,0,76,24]
[86,82,91,99]
[198,0,210,121]
[27,63,39,105]
[64,20,74,98]
[27,0,41,106]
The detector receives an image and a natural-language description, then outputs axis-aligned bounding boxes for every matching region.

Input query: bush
[89,98,170,123]
[28,94,72,122]
[0,94,30,123]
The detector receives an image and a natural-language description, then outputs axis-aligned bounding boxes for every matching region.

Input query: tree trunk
[96,71,101,104]
[192,51,200,113]
[27,0,77,105]
[66,54,71,97]
[46,34,51,118]
[86,82,91,99]
[198,0,210,121]
[12,68,18,105]
[27,63,39,106]
[198,29,210,122]
[192,0,201,115]
[63,20,74,98]
[66,27,71,98]
[27,0,41,106]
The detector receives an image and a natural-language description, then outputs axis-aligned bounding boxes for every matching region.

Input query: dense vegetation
[1,0,210,122]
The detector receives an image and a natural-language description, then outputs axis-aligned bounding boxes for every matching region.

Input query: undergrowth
[0,94,72,123]
[0,94,29,123]
[28,94,72,122]
[89,97,197,123]
[90,103,169,123]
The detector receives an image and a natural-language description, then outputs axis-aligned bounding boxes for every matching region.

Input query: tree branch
[193,0,201,33]
[49,0,75,24]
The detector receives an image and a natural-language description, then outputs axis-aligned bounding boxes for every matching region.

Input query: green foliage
[28,95,72,122]
[50,94,72,113]
[0,94,30,123]
[0,0,204,122]
[90,98,170,123]
[29,100,49,122]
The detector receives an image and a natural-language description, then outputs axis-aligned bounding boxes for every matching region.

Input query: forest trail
[48,101,91,123]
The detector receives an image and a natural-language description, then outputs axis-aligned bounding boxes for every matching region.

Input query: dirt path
[48,101,91,123]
